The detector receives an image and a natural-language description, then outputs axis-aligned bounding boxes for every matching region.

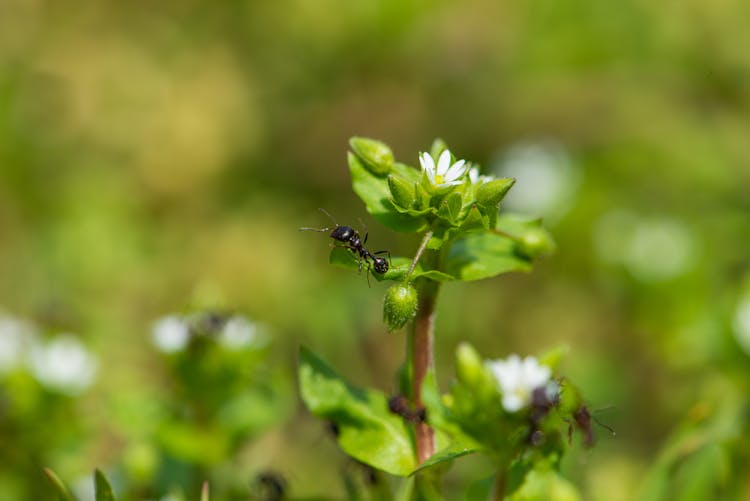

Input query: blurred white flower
[468,166,492,185]
[29,335,98,395]
[593,211,696,282]
[0,313,36,374]
[151,315,189,353]
[419,150,468,188]
[487,354,551,412]
[492,142,580,222]
[219,316,264,350]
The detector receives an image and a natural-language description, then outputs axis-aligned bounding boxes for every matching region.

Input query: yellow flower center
[435,174,445,185]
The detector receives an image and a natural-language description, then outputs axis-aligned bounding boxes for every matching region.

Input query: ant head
[373,257,389,274]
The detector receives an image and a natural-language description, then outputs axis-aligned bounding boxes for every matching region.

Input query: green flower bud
[517,227,555,258]
[349,137,394,176]
[455,342,484,386]
[383,283,418,332]
[477,178,515,208]
[388,175,415,209]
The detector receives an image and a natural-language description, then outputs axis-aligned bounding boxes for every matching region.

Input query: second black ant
[300,209,391,283]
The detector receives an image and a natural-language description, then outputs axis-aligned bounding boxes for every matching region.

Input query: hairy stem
[407,231,434,279]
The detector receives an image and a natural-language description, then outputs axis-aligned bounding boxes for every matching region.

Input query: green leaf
[445,231,532,281]
[299,347,416,476]
[94,469,116,501]
[350,137,394,176]
[388,175,415,209]
[349,153,425,233]
[410,442,478,475]
[43,468,75,501]
[329,247,455,282]
[506,463,581,501]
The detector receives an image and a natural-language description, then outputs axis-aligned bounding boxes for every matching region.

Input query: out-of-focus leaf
[349,153,425,232]
[298,347,416,476]
[410,442,479,475]
[94,469,116,501]
[43,468,75,501]
[506,463,581,501]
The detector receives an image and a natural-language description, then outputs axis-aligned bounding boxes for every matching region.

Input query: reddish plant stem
[412,282,438,464]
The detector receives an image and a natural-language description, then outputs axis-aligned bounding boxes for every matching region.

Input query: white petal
[444,160,467,182]
[419,152,435,174]
[502,393,524,412]
[437,150,452,175]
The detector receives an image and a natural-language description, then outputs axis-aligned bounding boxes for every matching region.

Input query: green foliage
[298,347,416,476]
[43,468,75,501]
[94,469,116,501]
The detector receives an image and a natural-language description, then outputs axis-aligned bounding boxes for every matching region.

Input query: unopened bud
[383,284,418,332]
[350,137,394,176]
[517,227,555,258]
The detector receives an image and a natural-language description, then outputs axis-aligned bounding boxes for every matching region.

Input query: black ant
[300,209,390,282]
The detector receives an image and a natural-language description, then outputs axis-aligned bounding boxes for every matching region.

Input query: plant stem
[489,467,507,501]
[407,231,433,279]
[411,278,439,464]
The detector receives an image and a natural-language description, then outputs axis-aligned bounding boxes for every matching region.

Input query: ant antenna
[299,208,338,233]
[592,415,616,437]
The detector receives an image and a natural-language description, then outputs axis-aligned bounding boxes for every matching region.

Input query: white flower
[0,313,36,374]
[152,315,190,353]
[487,354,551,412]
[219,316,265,350]
[29,335,98,395]
[419,150,468,187]
[468,166,492,185]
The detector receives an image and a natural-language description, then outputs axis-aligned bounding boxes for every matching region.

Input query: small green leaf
[477,178,515,208]
[43,468,75,501]
[350,137,394,176]
[94,469,116,501]
[299,347,416,476]
[349,153,425,233]
[388,175,415,209]
[410,443,479,475]
[437,192,462,225]
[445,231,532,281]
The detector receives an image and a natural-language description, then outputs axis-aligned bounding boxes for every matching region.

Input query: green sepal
[436,192,463,225]
[477,178,516,208]
[388,175,415,209]
[348,152,426,232]
[94,469,117,501]
[298,347,416,476]
[349,137,394,176]
[460,205,489,232]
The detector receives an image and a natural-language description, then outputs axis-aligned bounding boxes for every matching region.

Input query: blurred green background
[1,0,749,499]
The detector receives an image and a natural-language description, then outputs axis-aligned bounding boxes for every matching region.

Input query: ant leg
[300,226,332,232]
[358,218,368,245]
